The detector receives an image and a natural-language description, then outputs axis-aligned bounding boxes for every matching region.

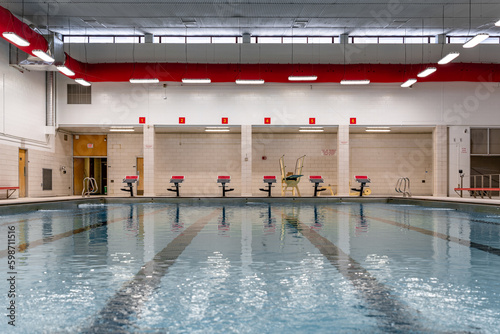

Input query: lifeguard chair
[279,155,305,196]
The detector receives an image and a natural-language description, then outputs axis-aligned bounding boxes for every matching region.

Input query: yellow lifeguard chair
[279,155,305,196]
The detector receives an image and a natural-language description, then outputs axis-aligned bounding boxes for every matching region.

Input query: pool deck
[1,194,500,206]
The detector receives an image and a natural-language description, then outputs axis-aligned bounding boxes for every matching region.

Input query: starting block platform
[217,176,234,197]
[168,176,185,197]
[309,176,326,197]
[260,176,276,197]
[121,176,139,197]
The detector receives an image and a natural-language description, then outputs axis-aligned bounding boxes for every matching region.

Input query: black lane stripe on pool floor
[278,209,424,333]
[83,208,221,334]
[0,206,171,258]
[326,207,500,257]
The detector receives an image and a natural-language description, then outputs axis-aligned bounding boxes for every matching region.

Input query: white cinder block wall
[252,133,337,196]
[107,134,143,195]
[350,133,433,195]
[0,144,20,198]
[155,133,241,196]
[28,133,74,197]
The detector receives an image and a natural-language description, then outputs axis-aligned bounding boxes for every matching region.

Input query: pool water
[1,201,500,333]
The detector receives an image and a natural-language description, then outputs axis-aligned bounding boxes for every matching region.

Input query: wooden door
[137,157,144,196]
[18,149,27,197]
[73,158,85,195]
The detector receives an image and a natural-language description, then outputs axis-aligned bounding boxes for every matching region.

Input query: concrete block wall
[350,133,433,195]
[107,134,143,195]
[155,133,241,196]
[0,143,20,198]
[252,133,337,196]
[28,133,74,197]
[0,133,73,198]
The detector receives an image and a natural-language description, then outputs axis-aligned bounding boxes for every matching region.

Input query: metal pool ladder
[82,177,98,197]
[395,177,411,197]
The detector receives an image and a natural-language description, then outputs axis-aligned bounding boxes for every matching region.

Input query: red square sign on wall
[350,118,357,124]
[139,117,146,124]
[264,117,271,124]
[222,117,228,124]
[309,118,316,125]
[179,117,186,124]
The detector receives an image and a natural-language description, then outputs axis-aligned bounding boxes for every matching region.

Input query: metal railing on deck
[82,177,98,197]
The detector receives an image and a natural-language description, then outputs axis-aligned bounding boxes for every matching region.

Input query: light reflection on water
[0,202,499,333]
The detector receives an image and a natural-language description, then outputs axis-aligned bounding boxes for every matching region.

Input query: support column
[143,124,155,196]
[241,125,252,197]
[433,125,448,197]
[337,125,350,196]
[448,126,470,197]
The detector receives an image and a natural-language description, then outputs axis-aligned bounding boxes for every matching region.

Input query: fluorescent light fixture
[463,33,489,48]
[110,126,134,132]
[32,49,54,62]
[2,32,30,47]
[129,78,159,83]
[56,66,75,76]
[496,20,500,27]
[205,127,230,132]
[110,129,135,132]
[288,75,318,81]
[299,129,324,132]
[182,78,211,84]
[235,79,265,84]
[417,67,436,78]
[366,129,391,132]
[438,52,460,65]
[299,127,324,129]
[366,127,390,129]
[75,78,91,86]
[401,79,417,88]
[205,127,229,129]
[340,80,370,85]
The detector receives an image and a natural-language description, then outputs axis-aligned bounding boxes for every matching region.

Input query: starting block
[309,176,326,197]
[351,175,371,197]
[260,176,276,197]
[217,176,234,197]
[167,176,184,197]
[121,176,139,197]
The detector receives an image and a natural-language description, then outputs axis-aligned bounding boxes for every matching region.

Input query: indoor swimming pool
[1,199,500,333]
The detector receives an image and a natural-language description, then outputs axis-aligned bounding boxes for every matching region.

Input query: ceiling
[2,0,500,38]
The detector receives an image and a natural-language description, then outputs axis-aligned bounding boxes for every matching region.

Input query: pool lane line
[83,208,221,334]
[0,206,171,258]
[277,209,424,333]
[325,207,500,257]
